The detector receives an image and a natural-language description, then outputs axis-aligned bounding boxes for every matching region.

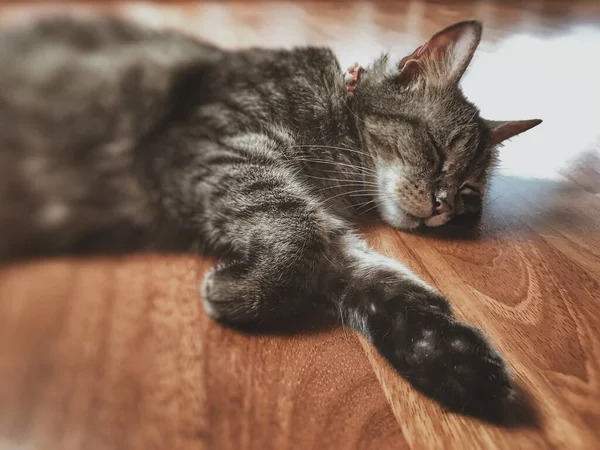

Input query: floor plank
[362,210,600,448]
[0,257,406,450]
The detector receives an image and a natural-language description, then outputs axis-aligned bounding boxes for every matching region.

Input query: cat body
[0,17,541,418]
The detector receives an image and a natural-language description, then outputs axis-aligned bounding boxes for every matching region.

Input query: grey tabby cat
[0,17,541,418]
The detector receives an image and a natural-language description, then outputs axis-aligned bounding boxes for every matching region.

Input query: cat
[0,17,541,419]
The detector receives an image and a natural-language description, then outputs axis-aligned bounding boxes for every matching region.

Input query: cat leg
[147,135,350,323]
[149,135,512,417]
[196,168,348,323]
[335,234,512,418]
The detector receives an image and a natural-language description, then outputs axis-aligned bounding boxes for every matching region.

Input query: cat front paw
[201,261,252,323]
[401,308,511,417]
[340,248,512,418]
[367,284,512,417]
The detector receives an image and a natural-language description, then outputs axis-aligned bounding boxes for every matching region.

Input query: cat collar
[343,62,363,93]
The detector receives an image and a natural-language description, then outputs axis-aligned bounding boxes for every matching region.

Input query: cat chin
[377,202,422,230]
[377,199,453,230]
[423,212,453,228]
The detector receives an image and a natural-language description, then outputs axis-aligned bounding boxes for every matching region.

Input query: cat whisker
[304,174,379,186]
[290,147,371,158]
[342,100,367,128]
[311,183,379,192]
[347,190,380,196]
[306,164,376,178]
[315,184,378,194]
[349,197,382,216]
[316,183,379,190]
[322,188,378,204]
[290,143,366,153]
[329,146,374,161]
[351,200,376,212]
[290,144,374,161]
[299,163,377,178]
[352,199,373,208]
[315,183,375,189]
[316,168,376,180]
[291,156,377,175]
[299,165,376,180]
[358,202,381,216]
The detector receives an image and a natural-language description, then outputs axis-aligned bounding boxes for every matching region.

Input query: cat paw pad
[405,317,512,415]
[364,286,512,417]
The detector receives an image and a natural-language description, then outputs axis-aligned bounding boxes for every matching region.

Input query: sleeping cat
[0,17,541,418]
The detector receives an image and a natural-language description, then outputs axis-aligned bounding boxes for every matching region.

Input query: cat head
[354,20,541,229]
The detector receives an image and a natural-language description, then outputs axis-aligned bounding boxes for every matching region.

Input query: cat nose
[434,198,451,215]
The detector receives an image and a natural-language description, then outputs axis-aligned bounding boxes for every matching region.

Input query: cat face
[356,21,541,229]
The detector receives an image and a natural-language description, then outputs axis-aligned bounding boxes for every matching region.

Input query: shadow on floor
[403,173,599,243]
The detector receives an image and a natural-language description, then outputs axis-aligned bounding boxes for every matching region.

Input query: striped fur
[0,17,531,419]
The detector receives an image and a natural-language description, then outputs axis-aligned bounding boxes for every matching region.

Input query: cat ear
[484,119,543,145]
[397,20,482,86]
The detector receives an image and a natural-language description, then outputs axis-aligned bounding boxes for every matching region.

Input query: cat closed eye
[459,183,480,196]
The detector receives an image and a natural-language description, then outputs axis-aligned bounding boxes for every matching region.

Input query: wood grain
[1,1,599,449]
[0,257,405,450]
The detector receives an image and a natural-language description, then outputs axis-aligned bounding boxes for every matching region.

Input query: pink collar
[343,62,363,93]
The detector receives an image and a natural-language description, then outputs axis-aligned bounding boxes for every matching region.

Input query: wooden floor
[1,1,600,449]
